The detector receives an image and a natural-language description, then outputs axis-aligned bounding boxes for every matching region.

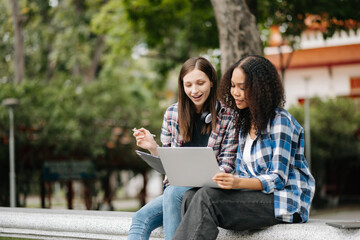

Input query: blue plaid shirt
[160,102,238,175]
[236,108,315,223]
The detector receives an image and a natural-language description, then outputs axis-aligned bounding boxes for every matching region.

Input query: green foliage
[289,97,360,167]
[1,0,114,82]
[0,0,166,163]
[122,0,219,74]
[1,0,359,206]
[288,97,360,205]
[0,1,13,82]
[0,0,171,206]
[3,0,358,84]
[0,75,164,158]
[258,0,360,47]
[91,0,136,57]
[0,73,165,205]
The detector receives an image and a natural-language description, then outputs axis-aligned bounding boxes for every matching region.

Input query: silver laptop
[135,150,166,175]
[157,147,221,188]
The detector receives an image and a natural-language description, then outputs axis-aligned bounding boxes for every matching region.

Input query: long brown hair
[178,57,218,142]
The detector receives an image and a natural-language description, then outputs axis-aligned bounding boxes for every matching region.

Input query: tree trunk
[40,178,46,208]
[66,181,73,209]
[84,35,105,83]
[278,46,294,84]
[210,0,262,75]
[10,0,25,84]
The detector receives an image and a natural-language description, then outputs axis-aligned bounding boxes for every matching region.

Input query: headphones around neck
[200,101,220,124]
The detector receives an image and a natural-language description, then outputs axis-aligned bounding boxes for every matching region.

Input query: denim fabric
[163,186,191,239]
[128,186,191,240]
[173,187,281,240]
[128,195,163,240]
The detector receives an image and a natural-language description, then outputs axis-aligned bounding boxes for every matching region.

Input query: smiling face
[183,69,212,113]
[230,67,249,109]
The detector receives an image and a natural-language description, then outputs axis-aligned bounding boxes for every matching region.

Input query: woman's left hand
[212,172,238,189]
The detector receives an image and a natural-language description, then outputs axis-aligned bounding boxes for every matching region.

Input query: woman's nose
[233,87,241,96]
[191,86,199,93]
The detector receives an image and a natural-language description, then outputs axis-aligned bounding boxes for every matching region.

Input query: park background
[0,0,359,216]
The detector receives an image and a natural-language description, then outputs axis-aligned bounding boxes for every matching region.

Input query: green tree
[3,0,109,83]
[121,0,360,75]
[258,0,360,42]
[121,0,220,75]
[257,0,360,81]
[1,0,170,208]
[1,0,359,208]
[289,98,360,207]
[9,0,25,83]
[0,69,165,207]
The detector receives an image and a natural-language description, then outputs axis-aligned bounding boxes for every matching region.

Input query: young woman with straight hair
[129,56,238,240]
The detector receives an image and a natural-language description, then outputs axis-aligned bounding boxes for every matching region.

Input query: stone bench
[0,207,359,240]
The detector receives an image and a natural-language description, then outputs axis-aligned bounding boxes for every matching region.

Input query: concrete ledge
[1,207,359,240]
[0,207,163,240]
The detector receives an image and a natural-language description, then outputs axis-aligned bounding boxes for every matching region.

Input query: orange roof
[269,15,360,47]
[266,43,360,69]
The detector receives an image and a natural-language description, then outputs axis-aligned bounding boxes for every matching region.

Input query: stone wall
[1,207,359,240]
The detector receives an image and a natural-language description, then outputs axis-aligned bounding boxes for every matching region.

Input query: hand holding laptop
[212,172,237,189]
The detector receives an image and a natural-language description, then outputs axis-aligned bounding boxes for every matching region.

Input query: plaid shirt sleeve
[256,114,294,193]
[160,107,172,147]
[160,103,182,147]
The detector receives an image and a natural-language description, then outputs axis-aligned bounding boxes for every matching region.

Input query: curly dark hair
[218,55,285,137]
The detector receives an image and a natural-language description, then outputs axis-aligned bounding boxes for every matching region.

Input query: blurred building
[265,24,360,108]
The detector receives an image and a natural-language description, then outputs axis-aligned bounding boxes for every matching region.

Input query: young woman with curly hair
[172,55,315,240]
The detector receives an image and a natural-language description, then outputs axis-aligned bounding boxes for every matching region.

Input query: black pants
[172,187,281,240]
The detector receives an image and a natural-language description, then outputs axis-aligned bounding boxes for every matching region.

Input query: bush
[288,97,360,207]
[0,78,164,206]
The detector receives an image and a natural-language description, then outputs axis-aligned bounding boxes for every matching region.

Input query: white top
[243,134,256,176]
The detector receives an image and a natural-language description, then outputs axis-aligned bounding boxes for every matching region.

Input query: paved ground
[310,205,360,220]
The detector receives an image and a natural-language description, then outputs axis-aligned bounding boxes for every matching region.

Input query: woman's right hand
[132,128,159,155]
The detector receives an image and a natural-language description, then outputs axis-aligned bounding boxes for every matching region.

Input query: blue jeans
[163,186,190,239]
[128,186,190,240]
